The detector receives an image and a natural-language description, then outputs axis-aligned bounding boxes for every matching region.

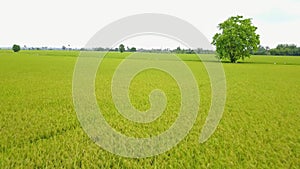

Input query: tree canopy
[130,47,137,52]
[212,15,260,63]
[119,44,125,53]
[12,44,21,52]
[269,44,300,56]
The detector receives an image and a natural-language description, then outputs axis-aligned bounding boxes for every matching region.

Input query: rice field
[0,50,299,168]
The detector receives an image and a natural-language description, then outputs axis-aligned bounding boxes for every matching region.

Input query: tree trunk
[230,54,237,63]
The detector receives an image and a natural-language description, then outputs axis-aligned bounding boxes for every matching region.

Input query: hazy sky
[1,0,299,49]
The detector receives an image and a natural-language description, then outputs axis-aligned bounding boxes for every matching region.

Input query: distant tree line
[171,47,215,54]
[270,44,300,56]
[252,44,300,56]
[8,44,77,51]
[8,43,300,56]
[87,44,299,56]
[88,44,136,52]
[81,44,214,54]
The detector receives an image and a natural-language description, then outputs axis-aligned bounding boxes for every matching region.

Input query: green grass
[0,50,299,168]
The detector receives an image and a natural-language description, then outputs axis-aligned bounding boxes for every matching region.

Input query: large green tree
[212,15,260,63]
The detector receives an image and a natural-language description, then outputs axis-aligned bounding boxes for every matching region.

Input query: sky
[0,0,299,49]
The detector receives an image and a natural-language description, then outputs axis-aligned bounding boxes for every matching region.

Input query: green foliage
[119,44,125,53]
[270,44,300,56]
[212,15,260,63]
[176,46,182,53]
[252,45,270,55]
[12,44,21,52]
[173,47,196,54]
[130,47,137,52]
[0,50,299,168]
